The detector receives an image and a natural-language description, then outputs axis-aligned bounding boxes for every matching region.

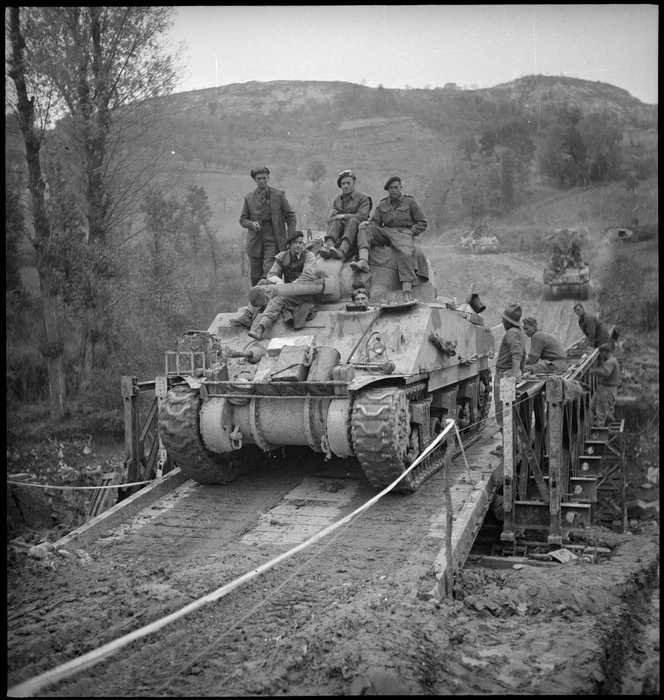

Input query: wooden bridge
[500,347,626,549]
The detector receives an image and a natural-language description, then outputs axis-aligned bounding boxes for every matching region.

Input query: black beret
[384,176,401,191]
[251,167,270,179]
[336,169,356,188]
[287,230,304,245]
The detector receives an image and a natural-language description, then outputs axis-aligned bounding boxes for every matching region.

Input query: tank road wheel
[159,384,266,485]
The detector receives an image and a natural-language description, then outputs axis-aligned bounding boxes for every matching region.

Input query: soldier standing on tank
[522,317,568,375]
[350,175,427,302]
[573,303,614,349]
[232,168,298,329]
[319,170,371,261]
[589,343,620,426]
[493,304,526,431]
[239,167,297,287]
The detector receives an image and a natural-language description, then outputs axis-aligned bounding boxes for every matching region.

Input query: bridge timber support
[500,349,626,549]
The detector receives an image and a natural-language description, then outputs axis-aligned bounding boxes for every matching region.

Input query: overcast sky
[167,4,658,104]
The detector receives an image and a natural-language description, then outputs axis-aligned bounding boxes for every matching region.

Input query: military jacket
[240,186,297,255]
[578,313,611,348]
[326,190,372,226]
[369,194,427,236]
[267,249,317,284]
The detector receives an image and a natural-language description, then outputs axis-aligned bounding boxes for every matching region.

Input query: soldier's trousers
[591,384,617,426]
[525,359,569,374]
[493,369,506,428]
[325,218,360,252]
[255,294,316,330]
[357,225,416,284]
[247,222,279,286]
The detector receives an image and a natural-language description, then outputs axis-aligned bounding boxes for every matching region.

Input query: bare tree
[7,7,67,418]
[7,7,180,399]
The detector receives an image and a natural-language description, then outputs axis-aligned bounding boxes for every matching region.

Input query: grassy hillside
[6,77,658,426]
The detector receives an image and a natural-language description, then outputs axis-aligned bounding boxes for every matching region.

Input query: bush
[6,348,47,402]
[641,298,659,331]
[636,222,658,241]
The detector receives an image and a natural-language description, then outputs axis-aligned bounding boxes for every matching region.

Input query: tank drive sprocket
[159,384,269,484]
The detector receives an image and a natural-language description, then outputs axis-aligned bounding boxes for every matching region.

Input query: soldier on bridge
[522,317,569,375]
[589,343,621,426]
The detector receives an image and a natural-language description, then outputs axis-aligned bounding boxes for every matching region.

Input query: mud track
[7,443,660,696]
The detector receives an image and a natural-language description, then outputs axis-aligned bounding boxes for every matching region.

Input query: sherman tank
[459,223,500,254]
[543,229,590,300]
[158,244,495,493]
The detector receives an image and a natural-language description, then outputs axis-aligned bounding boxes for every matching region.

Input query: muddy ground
[7,237,659,695]
[5,488,660,696]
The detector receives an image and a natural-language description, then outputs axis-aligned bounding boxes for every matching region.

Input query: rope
[6,479,152,491]
[7,421,458,698]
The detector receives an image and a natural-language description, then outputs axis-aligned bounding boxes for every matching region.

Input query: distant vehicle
[459,223,500,254]
[617,228,637,243]
[543,263,590,300]
[543,228,590,300]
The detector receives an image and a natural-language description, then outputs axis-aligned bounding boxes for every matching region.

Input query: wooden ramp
[420,421,504,601]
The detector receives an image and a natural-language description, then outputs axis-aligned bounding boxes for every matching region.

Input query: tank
[543,228,590,300]
[158,245,495,493]
[459,223,499,254]
[542,264,590,300]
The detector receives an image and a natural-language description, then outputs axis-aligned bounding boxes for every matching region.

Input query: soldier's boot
[350,248,370,273]
[327,239,350,260]
[318,237,336,259]
[230,304,258,328]
[247,315,273,341]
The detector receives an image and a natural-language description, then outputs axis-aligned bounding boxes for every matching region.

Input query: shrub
[636,222,658,241]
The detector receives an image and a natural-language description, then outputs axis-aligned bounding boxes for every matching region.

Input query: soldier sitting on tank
[319,170,371,261]
[549,243,564,273]
[522,317,569,375]
[570,241,583,267]
[350,176,427,302]
[247,231,318,341]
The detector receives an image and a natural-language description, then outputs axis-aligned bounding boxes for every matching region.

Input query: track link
[351,371,492,493]
[159,385,269,485]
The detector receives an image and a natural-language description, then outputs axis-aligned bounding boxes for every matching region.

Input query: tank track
[159,384,269,485]
[351,370,492,493]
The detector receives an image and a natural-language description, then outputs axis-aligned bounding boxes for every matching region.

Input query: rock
[350,675,371,695]
[28,542,54,559]
[364,668,412,695]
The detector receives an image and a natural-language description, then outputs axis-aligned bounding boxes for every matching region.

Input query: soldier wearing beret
[319,169,372,261]
[239,166,297,286]
[350,176,427,301]
[247,230,318,340]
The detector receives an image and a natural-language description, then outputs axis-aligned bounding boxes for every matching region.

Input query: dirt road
[7,442,660,697]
